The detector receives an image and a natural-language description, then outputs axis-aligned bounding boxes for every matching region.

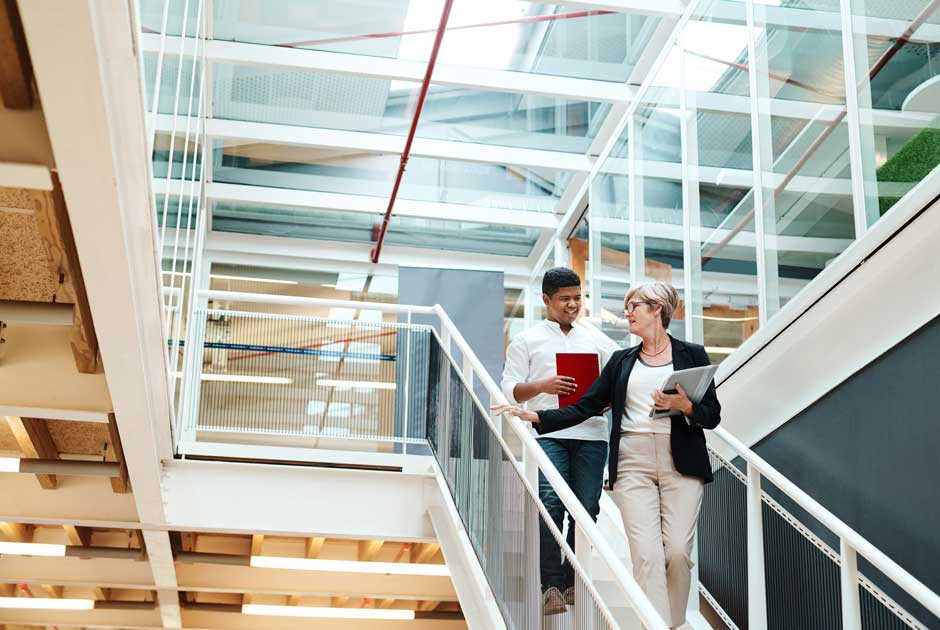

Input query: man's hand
[539,375,577,396]
[651,383,694,417]
[490,404,540,423]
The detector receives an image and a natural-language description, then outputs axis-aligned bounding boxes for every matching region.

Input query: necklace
[641,338,669,357]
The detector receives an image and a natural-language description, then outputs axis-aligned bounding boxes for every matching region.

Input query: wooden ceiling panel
[0,190,56,302]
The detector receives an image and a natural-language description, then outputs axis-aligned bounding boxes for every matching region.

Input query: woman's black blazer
[535,335,721,486]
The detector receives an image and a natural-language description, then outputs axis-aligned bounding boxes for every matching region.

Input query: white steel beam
[153,180,560,230]
[206,231,535,282]
[17,2,181,628]
[524,0,684,18]
[141,34,636,104]
[154,115,593,172]
[0,161,52,190]
[161,459,438,541]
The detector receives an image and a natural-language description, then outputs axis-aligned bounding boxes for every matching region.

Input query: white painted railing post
[441,326,452,354]
[462,355,473,389]
[746,462,768,630]
[840,539,863,630]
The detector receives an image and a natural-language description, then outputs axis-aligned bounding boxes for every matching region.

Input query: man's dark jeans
[536,437,607,593]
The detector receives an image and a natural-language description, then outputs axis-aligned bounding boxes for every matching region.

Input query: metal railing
[702,427,940,630]
[427,331,620,629]
[700,445,932,630]
[176,291,438,450]
[434,306,670,630]
[174,290,670,628]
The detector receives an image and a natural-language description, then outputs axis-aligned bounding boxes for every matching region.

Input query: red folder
[556,353,600,408]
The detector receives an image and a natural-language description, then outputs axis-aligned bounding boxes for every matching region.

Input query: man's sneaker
[563,586,575,606]
[542,587,566,616]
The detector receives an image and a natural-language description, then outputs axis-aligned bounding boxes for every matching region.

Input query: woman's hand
[490,404,540,424]
[651,383,694,417]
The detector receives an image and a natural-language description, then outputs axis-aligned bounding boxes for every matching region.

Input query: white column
[746,462,768,629]
[679,34,704,344]
[745,0,781,325]
[840,0,881,235]
[839,539,863,630]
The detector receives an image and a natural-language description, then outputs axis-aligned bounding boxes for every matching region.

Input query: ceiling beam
[4,416,58,489]
[153,179,560,230]
[0,522,32,542]
[105,413,130,494]
[154,115,594,173]
[30,177,99,373]
[0,0,32,109]
[357,540,383,562]
[63,525,92,546]
[304,537,324,559]
[140,34,635,104]
[411,543,441,565]
[249,534,263,556]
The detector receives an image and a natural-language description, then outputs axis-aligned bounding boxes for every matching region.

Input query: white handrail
[433,305,670,630]
[712,426,940,620]
[197,290,437,315]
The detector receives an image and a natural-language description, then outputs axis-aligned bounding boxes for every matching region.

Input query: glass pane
[208,62,608,152]
[213,140,571,211]
[211,200,540,256]
[851,1,940,218]
[686,0,760,359]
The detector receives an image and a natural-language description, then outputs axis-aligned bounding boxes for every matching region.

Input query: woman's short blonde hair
[625,282,680,328]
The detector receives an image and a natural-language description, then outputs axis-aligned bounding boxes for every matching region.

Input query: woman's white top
[621,358,674,434]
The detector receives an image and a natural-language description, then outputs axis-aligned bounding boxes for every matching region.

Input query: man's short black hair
[542,267,582,297]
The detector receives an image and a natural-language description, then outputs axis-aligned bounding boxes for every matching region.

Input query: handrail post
[840,539,863,630]
[746,462,768,629]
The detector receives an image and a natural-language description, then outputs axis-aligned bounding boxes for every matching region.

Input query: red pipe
[370,0,455,264]
[277,10,613,49]
[701,0,940,265]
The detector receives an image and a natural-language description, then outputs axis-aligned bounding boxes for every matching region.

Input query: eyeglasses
[624,301,656,315]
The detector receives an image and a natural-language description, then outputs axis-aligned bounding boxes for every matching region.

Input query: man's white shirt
[500,319,621,441]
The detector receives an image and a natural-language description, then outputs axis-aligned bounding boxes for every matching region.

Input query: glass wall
[590,0,940,363]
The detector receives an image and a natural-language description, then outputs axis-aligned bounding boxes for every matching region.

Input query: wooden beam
[30,176,99,373]
[0,583,14,597]
[416,600,440,612]
[286,594,300,606]
[4,416,57,489]
[0,0,33,109]
[63,525,92,546]
[357,540,383,562]
[377,598,396,609]
[105,413,130,493]
[304,536,324,559]
[41,584,63,598]
[331,596,349,608]
[94,587,110,601]
[410,543,440,565]
[250,534,264,556]
[0,522,32,542]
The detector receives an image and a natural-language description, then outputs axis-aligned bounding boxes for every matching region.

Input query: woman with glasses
[493,282,721,629]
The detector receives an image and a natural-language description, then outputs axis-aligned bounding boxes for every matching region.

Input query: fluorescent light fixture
[175,372,293,385]
[0,457,20,473]
[250,556,449,576]
[316,379,396,390]
[210,274,298,285]
[0,597,94,610]
[243,603,414,620]
[0,541,66,557]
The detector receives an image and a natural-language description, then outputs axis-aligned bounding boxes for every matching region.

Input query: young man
[500,267,621,615]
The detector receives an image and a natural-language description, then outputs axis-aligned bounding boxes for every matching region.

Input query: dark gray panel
[750,313,940,628]
[397,266,505,405]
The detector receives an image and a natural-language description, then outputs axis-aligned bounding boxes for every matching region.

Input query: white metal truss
[140,34,636,104]
[153,179,560,230]
[153,114,594,173]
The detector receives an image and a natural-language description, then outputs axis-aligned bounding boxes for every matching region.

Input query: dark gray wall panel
[751,313,940,627]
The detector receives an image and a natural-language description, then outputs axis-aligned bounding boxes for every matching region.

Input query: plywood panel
[0,189,56,301]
